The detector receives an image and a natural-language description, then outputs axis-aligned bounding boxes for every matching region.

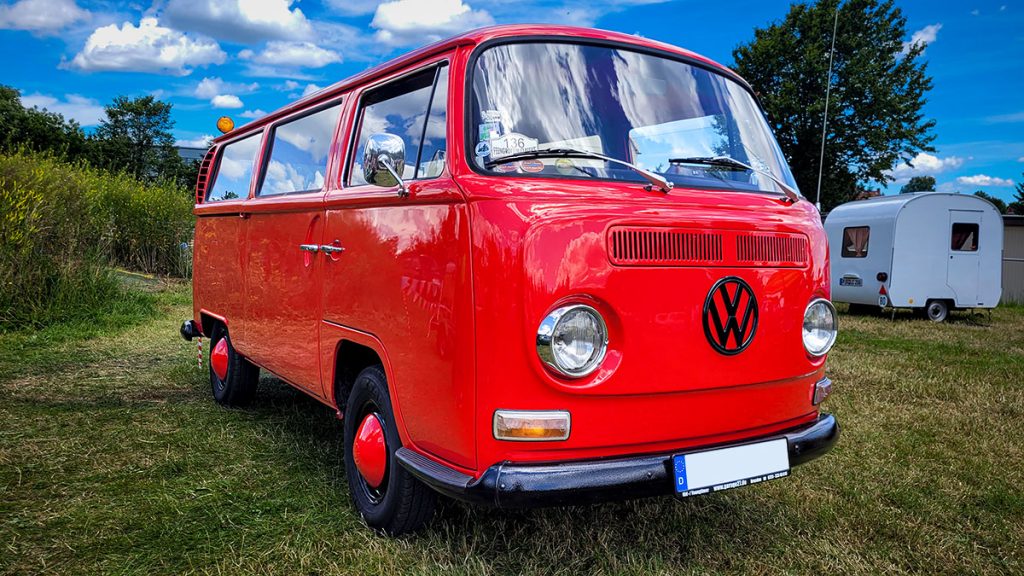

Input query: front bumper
[397,412,839,508]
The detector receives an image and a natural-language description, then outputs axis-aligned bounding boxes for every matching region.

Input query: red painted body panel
[191,25,834,484]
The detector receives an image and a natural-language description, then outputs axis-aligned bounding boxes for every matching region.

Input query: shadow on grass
[241,374,788,570]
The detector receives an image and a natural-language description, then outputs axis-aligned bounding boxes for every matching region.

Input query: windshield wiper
[484,147,673,193]
[668,156,800,203]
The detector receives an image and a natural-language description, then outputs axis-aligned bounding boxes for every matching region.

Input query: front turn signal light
[493,410,570,441]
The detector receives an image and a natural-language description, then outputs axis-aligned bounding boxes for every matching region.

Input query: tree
[0,85,89,159]
[1010,173,1024,214]
[91,95,194,186]
[900,175,935,194]
[733,0,935,210]
[973,191,1007,214]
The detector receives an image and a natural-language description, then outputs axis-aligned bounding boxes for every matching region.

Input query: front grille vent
[608,226,808,268]
[608,227,723,265]
[736,234,808,267]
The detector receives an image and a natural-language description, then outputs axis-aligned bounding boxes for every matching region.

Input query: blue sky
[1,0,1021,200]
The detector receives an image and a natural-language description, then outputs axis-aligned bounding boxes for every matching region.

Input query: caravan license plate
[673,438,789,497]
[839,276,862,287]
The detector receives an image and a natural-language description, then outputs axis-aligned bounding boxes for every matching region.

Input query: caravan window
[951,223,979,251]
[841,226,870,258]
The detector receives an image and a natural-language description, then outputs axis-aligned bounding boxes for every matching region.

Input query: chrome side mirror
[362,133,407,196]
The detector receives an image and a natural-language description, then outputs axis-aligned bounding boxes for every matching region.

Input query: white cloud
[902,23,942,55]
[301,83,322,97]
[68,17,225,75]
[239,41,341,68]
[956,174,1015,187]
[211,94,243,108]
[164,0,313,43]
[1018,156,1024,162]
[239,109,265,118]
[887,152,964,182]
[194,77,258,99]
[176,134,214,147]
[986,111,1024,123]
[371,0,494,46]
[21,93,104,126]
[0,0,88,33]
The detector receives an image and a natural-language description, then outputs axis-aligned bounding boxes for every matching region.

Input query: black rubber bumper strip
[396,412,839,508]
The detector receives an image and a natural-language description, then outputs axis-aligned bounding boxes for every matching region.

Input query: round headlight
[803,298,838,356]
[537,304,608,378]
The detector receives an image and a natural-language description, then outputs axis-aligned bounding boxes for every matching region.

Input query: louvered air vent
[195,146,217,204]
[608,227,723,266]
[608,226,809,268]
[735,233,808,267]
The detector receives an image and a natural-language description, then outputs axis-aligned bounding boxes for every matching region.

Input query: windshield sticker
[494,162,518,173]
[479,121,502,141]
[474,141,491,158]
[555,158,576,175]
[519,159,545,173]
[489,132,538,160]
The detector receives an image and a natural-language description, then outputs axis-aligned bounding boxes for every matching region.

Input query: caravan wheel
[926,300,949,322]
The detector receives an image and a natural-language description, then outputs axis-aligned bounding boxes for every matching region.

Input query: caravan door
[947,210,983,306]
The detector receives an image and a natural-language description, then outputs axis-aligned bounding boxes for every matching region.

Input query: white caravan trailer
[824,193,1003,321]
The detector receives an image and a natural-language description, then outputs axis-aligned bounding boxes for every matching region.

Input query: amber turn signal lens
[216,116,234,134]
[493,410,570,441]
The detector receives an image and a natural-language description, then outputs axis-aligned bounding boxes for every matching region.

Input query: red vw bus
[181,25,839,535]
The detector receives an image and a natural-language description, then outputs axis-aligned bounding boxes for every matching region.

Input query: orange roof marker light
[216,116,234,134]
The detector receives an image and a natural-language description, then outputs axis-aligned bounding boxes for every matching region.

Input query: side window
[417,66,449,179]
[207,133,262,201]
[349,64,448,186]
[951,223,979,251]
[841,226,870,258]
[259,102,342,196]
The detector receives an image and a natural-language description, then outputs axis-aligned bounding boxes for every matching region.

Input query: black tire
[847,303,877,316]
[925,300,949,323]
[344,365,435,536]
[209,324,258,406]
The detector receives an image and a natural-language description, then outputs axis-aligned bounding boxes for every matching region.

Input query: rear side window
[841,226,870,258]
[259,102,342,196]
[207,133,262,202]
[951,223,979,251]
[349,64,448,186]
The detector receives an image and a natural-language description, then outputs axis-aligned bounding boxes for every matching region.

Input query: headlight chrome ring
[537,304,608,378]
[803,298,838,357]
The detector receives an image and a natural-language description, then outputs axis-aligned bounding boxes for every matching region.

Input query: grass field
[2,284,1022,575]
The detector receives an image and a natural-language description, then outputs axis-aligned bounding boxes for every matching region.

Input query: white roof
[825,192,999,227]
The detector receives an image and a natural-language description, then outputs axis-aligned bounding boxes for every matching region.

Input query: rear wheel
[208,324,258,406]
[344,365,435,536]
[925,300,949,323]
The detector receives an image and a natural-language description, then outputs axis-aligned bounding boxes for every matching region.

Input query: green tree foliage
[1010,173,1024,214]
[90,95,199,189]
[900,175,936,193]
[973,190,1007,214]
[0,86,89,159]
[733,0,935,210]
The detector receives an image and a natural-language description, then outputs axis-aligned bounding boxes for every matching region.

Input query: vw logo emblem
[702,277,758,355]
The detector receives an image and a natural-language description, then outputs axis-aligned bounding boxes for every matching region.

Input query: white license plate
[673,438,790,497]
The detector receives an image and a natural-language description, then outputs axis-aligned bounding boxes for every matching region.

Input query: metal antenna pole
[815,1,840,211]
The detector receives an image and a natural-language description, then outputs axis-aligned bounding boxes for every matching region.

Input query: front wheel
[344,366,436,536]
[926,300,949,323]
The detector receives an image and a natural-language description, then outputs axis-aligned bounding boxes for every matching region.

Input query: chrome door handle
[320,244,345,254]
[299,244,320,253]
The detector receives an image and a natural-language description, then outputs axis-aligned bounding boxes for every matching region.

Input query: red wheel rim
[353,413,387,489]
[211,338,229,381]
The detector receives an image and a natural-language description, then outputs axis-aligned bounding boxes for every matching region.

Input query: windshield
[468,42,799,196]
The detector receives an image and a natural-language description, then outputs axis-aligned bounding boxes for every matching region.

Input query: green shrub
[0,150,194,330]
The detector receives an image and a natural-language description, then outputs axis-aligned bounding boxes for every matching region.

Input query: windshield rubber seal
[462,35,787,196]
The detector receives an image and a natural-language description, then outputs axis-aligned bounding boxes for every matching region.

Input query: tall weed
[0,150,194,329]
